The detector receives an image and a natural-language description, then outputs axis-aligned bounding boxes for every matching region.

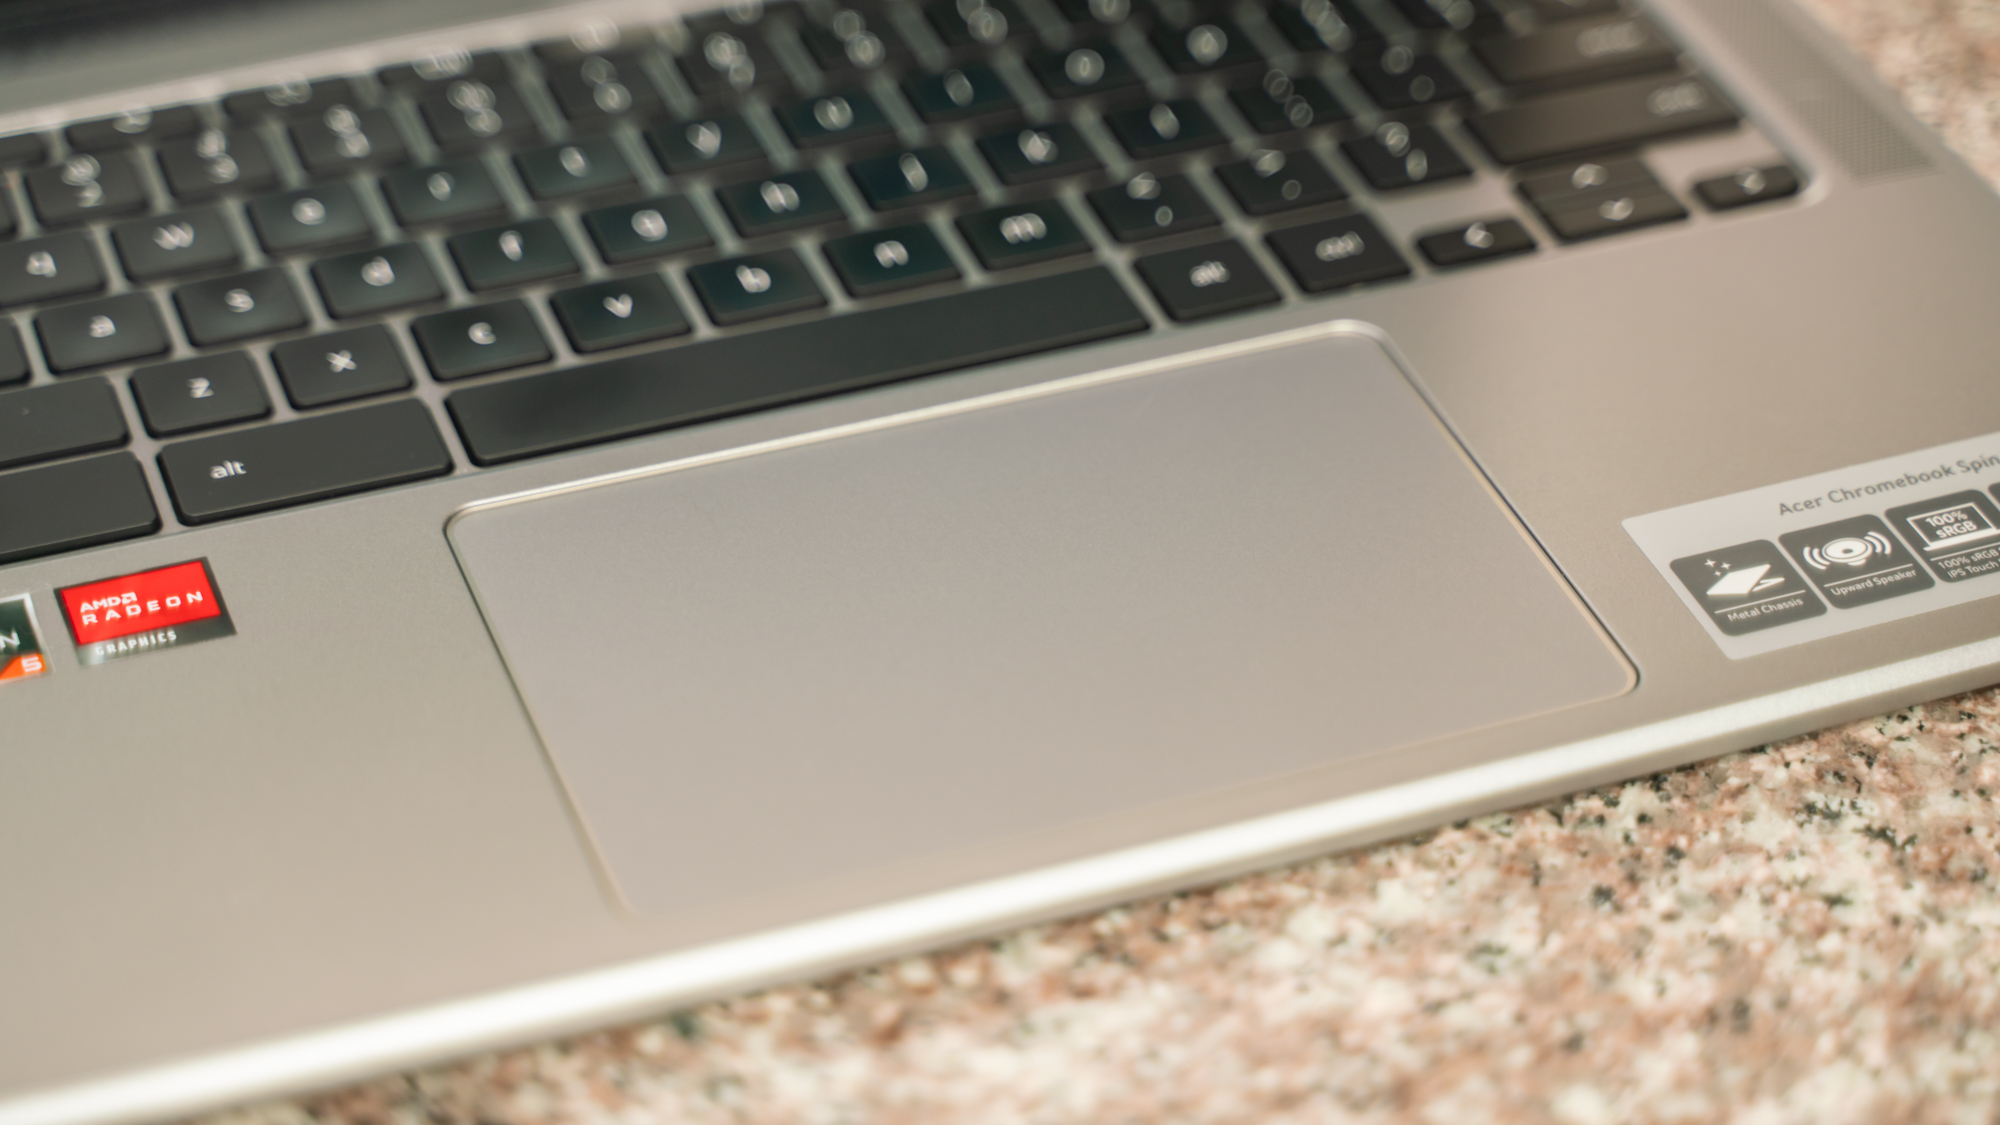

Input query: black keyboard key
[0,193,13,239]
[111,208,242,281]
[378,50,512,90]
[1053,0,1135,22]
[381,160,508,227]
[248,183,373,254]
[532,27,638,64]
[157,399,453,524]
[1467,73,1739,165]
[36,295,168,372]
[291,106,408,175]
[1386,0,1503,31]
[977,123,1103,185]
[1266,214,1410,292]
[157,129,279,202]
[271,325,414,407]
[1517,156,1687,239]
[1230,71,1350,134]
[545,52,666,126]
[25,155,149,227]
[902,67,1018,123]
[717,171,847,237]
[66,106,201,152]
[0,452,158,564]
[823,223,960,296]
[779,91,896,150]
[446,268,1146,466]
[1341,124,1471,190]
[925,0,1024,47]
[0,325,25,385]
[312,244,445,318]
[687,249,826,326]
[419,80,540,149]
[1027,42,1141,100]
[1473,16,1677,90]
[847,147,975,211]
[1268,0,1381,53]
[956,200,1090,269]
[646,114,767,174]
[411,300,553,380]
[1516,155,1658,210]
[223,79,362,121]
[514,138,635,200]
[1524,0,1619,18]
[1105,100,1225,158]
[1416,217,1537,266]
[1087,172,1219,241]
[802,10,914,77]
[1151,20,1262,74]
[447,219,581,292]
[0,378,127,468]
[679,24,786,96]
[1540,187,1687,240]
[1695,164,1802,210]
[1133,239,1279,321]
[129,353,271,435]
[0,133,49,169]
[583,197,714,263]
[550,276,692,353]
[172,268,308,346]
[0,234,105,308]
[1349,46,1469,110]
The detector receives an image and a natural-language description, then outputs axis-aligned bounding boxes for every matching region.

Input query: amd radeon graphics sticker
[0,595,50,681]
[58,559,235,666]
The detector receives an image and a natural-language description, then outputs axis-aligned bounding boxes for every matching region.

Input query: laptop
[3,0,1995,1119]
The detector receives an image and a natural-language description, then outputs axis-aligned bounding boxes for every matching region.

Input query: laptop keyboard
[0,0,1804,563]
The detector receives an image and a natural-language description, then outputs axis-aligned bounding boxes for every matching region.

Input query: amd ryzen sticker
[58,559,235,666]
[1626,431,2000,658]
[0,595,49,681]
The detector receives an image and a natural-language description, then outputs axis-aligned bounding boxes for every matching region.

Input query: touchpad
[450,332,1631,916]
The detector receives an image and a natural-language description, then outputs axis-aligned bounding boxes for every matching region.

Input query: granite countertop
[211,3,2000,1122]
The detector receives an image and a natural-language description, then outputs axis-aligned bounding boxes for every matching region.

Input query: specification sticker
[1626,432,2000,658]
[0,594,49,681]
[58,559,235,666]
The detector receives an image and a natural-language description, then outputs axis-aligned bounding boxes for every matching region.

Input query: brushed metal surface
[449,332,1634,915]
[1,0,1996,1121]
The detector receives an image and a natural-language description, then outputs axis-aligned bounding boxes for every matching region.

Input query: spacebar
[445,267,1150,466]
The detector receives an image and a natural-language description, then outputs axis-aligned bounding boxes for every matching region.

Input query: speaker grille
[1682,0,1933,181]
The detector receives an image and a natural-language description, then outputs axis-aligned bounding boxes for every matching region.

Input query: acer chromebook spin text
[1,0,1997,1120]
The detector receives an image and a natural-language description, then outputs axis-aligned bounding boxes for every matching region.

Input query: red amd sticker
[59,559,235,665]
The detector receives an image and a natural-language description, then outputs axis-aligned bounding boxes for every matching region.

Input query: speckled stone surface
[205,4,2000,1123]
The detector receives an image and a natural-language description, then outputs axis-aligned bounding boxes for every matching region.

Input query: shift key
[1466,73,1738,165]
[158,400,452,524]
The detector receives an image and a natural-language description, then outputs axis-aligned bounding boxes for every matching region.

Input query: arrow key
[271,324,414,408]
[550,276,690,354]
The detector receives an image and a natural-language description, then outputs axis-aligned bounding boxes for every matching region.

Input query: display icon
[1886,491,2000,583]
[1669,540,1827,635]
[58,559,235,665]
[1778,514,1934,609]
[0,594,50,681]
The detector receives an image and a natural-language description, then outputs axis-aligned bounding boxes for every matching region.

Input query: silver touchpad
[449,331,1632,916]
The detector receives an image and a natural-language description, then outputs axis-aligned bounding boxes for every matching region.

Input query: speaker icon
[1801,531,1891,571]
